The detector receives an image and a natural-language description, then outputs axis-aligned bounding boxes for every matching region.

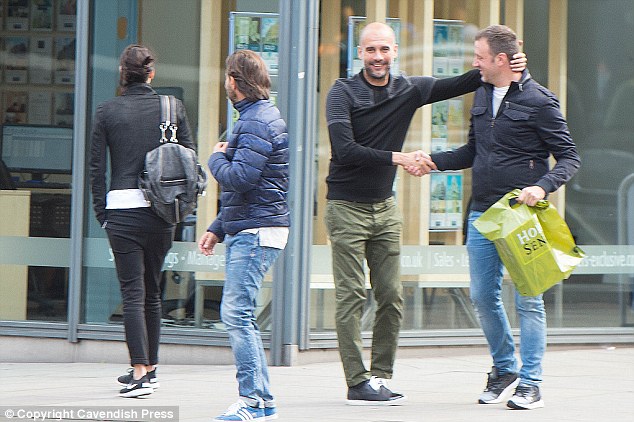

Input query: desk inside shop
[1,185,71,321]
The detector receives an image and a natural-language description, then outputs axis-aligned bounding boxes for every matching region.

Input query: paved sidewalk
[1,346,633,421]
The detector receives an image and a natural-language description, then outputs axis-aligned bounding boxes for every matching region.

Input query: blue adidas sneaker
[213,400,265,422]
[264,405,278,420]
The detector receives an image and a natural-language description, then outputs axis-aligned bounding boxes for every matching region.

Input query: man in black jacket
[325,22,526,405]
[430,25,580,410]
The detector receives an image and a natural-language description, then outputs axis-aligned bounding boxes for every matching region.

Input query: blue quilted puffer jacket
[207,99,290,240]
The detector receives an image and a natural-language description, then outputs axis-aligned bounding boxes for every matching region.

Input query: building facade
[1,0,633,365]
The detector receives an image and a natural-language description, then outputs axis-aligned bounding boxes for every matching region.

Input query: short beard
[364,64,390,81]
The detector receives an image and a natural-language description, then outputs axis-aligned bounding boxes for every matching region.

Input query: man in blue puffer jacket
[198,49,289,422]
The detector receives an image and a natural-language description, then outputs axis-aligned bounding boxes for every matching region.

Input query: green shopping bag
[473,189,585,296]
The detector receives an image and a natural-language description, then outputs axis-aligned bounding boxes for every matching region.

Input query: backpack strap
[159,95,178,144]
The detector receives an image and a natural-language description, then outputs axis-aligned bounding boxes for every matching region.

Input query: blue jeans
[467,211,546,386]
[221,232,282,407]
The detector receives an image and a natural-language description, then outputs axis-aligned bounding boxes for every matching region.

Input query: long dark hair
[225,49,270,101]
[119,44,155,89]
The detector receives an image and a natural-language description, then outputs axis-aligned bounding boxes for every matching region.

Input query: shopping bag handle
[507,189,549,210]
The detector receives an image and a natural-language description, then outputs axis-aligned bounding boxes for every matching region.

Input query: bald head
[359,22,396,46]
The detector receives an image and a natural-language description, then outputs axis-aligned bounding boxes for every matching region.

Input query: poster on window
[28,90,52,124]
[447,24,464,76]
[445,173,463,229]
[430,173,447,229]
[3,90,28,124]
[3,36,29,84]
[347,16,400,77]
[54,37,75,84]
[57,0,76,31]
[429,172,463,230]
[434,20,465,78]
[54,92,73,126]
[447,98,466,146]
[261,16,279,75]
[29,36,52,84]
[234,15,261,52]
[433,23,449,77]
[30,0,53,31]
[6,0,28,31]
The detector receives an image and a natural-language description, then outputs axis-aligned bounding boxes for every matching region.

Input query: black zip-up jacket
[431,70,580,212]
[89,83,195,225]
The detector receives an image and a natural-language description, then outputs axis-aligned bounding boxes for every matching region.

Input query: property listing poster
[28,90,52,124]
[261,16,279,75]
[3,36,29,83]
[234,15,261,52]
[54,91,73,126]
[430,171,463,230]
[6,0,29,31]
[232,13,279,74]
[433,20,464,78]
[30,0,53,31]
[57,0,76,31]
[29,36,52,84]
[430,172,447,229]
[431,101,448,153]
[3,90,28,123]
[431,21,467,152]
[54,36,75,84]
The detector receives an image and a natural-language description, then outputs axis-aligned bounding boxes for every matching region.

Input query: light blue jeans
[467,211,546,386]
[221,232,282,407]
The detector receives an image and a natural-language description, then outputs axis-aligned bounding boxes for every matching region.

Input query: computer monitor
[0,124,73,181]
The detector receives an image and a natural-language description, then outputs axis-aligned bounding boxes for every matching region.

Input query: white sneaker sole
[478,378,519,404]
[346,395,407,406]
[119,386,153,398]
[507,398,545,410]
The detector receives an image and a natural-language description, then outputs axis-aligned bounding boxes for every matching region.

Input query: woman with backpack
[89,44,195,398]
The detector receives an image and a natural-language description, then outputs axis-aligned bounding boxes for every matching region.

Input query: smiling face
[472,38,498,84]
[358,23,398,86]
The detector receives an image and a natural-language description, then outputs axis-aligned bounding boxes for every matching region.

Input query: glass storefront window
[2,0,632,350]
[0,0,76,322]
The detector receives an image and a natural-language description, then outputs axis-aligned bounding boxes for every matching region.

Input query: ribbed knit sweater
[325,69,481,203]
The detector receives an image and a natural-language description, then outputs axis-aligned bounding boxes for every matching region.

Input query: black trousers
[107,227,174,366]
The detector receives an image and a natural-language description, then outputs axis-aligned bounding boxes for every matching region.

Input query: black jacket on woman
[89,83,195,226]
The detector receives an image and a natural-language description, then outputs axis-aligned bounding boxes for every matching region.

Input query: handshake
[392,150,437,177]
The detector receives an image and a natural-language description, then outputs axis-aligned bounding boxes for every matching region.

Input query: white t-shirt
[492,86,510,116]
[106,189,150,209]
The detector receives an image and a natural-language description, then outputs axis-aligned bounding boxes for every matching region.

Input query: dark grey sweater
[325,69,481,203]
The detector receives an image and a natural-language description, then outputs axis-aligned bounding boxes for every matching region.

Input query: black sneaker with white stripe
[118,368,160,389]
[119,374,153,398]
